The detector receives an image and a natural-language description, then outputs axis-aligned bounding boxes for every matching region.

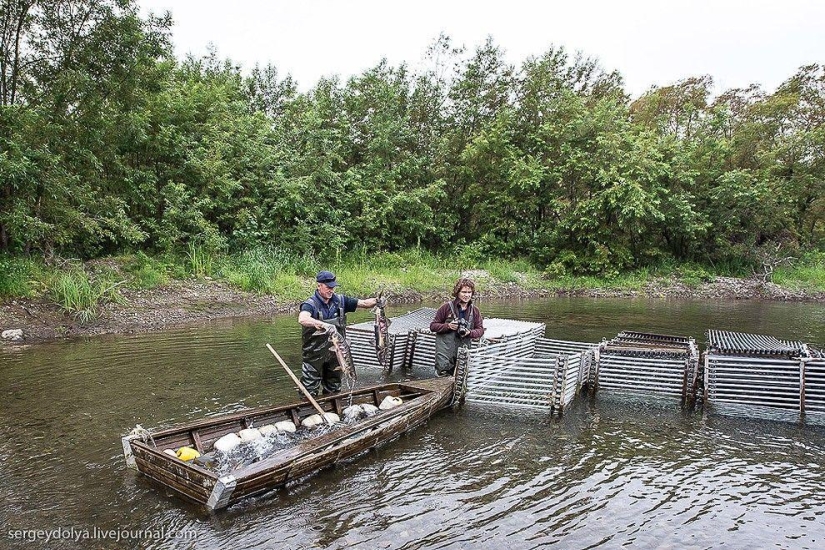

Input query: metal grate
[704,331,825,424]
[594,331,700,402]
[806,359,825,417]
[600,331,695,357]
[706,329,810,358]
[347,308,546,377]
[612,330,692,346]
[457,336,596,415]
[348,307,437,373]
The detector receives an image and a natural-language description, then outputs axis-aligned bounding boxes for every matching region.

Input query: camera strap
[448,300,474,327]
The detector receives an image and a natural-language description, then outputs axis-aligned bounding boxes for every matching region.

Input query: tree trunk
[0,182,8,249]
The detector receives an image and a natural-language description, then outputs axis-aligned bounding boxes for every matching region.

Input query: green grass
[48,268,124,324]
[0,254,42,298]
[772,252,825,291]
[187,243,215,279]
[3,248,824,314]
[220,246,318,295]
[122,252,171,289]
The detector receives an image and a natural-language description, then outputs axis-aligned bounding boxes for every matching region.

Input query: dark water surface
[1,297,824,549]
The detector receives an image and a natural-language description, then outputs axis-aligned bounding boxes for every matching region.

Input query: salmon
[373,293,392,372]
[327,329,357,381]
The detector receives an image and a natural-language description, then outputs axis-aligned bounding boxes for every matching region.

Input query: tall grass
[187,243,214,278]
[122,252,171,289]
[49,270,123,324]
[332,249,456,296]
[4,247,823,313]
[773,252,825,291]
[0,254,40,298]
[221,246,317,298]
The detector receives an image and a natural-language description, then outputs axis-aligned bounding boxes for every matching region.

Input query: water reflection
[0,297,824,549]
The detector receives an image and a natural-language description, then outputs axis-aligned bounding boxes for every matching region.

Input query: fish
[327,328,357,381]
[372,292,392,372]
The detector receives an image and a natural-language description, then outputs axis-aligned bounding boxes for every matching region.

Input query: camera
[456,318,470,337]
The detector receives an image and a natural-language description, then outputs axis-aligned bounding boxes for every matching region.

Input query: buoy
[322,412,340,424]
[259,424,278,436]
[301,414,323,428]
[275,420,296,433]
[214,433,242,453]
[361,404,379,416]
[176,446,201,461]
[163,449,177,457]
[379,396,403,410]
[238,428,262,443]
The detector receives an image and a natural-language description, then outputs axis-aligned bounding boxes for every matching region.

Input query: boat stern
[122,434,138,470]
[206,475,237,511]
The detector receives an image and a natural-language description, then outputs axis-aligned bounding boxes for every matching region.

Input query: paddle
[266,344,332,425]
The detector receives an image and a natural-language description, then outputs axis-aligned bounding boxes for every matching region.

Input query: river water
[1,297,824,549]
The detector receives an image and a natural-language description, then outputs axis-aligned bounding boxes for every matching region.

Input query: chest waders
[435,301,474,376]
[300,296,347,395]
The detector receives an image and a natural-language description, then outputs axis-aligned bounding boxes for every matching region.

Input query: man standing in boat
[429,277,485,377]
[298,271,379,396]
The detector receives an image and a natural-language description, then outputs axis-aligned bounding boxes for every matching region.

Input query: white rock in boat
[275,420,296,433]
[1,329,23,342]
[214,432,242,453]
[343,404,363,421]
[163,449,177,457]
[323,412,340,424]
[301,414,323,428]
[379,396,403,410]
[238,428,262,442]
[361,404,379,416]
[258,424,278,436]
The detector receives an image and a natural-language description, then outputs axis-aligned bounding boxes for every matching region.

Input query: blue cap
[316,270,339,287]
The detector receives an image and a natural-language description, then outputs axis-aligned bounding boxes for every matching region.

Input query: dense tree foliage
[1,1,823,274]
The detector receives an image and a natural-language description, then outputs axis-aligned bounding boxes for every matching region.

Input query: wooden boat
[122,377,454,511]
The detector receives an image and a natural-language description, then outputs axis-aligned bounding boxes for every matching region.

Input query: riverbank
[2,273,823,345]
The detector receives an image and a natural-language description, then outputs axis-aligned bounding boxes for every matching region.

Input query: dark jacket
[429,299,485,339]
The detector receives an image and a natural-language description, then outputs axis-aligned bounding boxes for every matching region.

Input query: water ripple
[3,309,825,549]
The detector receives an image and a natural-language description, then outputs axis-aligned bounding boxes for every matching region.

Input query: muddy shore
[1,276,823,345]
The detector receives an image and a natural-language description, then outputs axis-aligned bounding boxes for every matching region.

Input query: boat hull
[123,377,454,510]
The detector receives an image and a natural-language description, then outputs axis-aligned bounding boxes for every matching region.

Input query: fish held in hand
[327,328,357,381]
[372,293,392,372]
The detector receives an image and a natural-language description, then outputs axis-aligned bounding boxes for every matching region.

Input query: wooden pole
[266,344,331,424]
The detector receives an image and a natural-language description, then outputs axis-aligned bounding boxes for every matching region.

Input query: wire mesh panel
[457,336,596,414]
[706,329,809,357]
[347,308,546,378]
[596,354,691,397]
[460,337,558,410]
[705,355,802,408]
[807,360,825,414]
[408,330,438,374]
[593,332,699,401]
[347,307,436,372]
[611,330,693,349]
[805,359,825,425]
[555,351,594,413]
[537,339,596,391]
[704,330,823,423]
